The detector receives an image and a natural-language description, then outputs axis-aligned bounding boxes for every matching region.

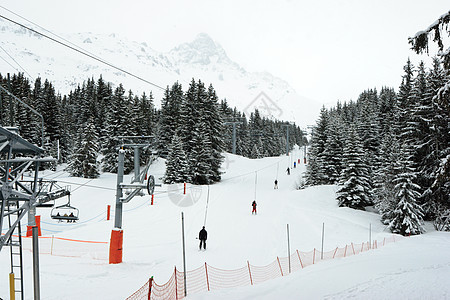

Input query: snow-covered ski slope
[1,146,450,299]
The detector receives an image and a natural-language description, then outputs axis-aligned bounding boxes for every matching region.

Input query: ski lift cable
[0,13,166,91]
[0,5,104,63]
[254,171,257,201]
[203,185,210,227]
[50,179,116,191]
[221,157,285,183]
[0,53,26,76]
[34,156,287,197]
[276,161,279,180]
[0,44,34,79]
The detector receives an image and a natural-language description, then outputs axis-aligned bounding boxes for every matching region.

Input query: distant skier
[199,226,207,250]
[293,162,296,168]
[274,179,278,189]
[252,200,257,215]
[286,167,290,175]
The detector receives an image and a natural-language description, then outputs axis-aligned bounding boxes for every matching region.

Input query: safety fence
[127,235,402,299]
[10,234,109,260]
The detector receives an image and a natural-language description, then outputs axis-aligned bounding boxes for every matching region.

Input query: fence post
[296,250,304,268]
[184,182,186,194]
[181,212,187,297]
[383,237,386,246]
[174,267,178,300]
[148,276,153,300]
[247,261,253,285]
[50,235,54,256]
[344,245,347,257]
[287,224,291,273]
[313,248,315,264]
[351,242,355,255]
[321,222,324,260]
[205,263,210,291]
[107,205,111,220]
[277,257,284,276]
[332,247,338,259]
[151,194,154,205]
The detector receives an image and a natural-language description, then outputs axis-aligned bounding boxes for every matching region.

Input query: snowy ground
[1,146,450,300]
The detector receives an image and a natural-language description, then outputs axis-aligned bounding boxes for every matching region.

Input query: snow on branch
[408,10,450,55]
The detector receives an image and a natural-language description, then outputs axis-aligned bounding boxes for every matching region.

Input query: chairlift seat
[51,197,79,221]
[51,215,79,221]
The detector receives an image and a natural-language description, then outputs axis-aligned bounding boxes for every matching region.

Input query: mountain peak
[191,33,219,51]
[169,32,230,66]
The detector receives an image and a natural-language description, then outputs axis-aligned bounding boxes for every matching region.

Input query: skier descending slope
[199,226,207,250]
[252,200,257,215]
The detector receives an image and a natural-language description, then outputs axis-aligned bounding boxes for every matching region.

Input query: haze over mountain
[0,19,321,127]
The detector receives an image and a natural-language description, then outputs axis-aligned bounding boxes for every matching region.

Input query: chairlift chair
[51,194,79,222]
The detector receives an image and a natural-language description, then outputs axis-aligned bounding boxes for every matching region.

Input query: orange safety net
[126,235,404,300]
[14,235,109,260]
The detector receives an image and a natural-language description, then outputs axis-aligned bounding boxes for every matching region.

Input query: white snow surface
[1,147,450,299]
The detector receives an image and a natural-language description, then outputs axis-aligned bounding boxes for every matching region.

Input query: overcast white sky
[1,0,448,105]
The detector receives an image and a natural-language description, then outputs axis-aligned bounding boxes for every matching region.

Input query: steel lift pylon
[0,126,55,300]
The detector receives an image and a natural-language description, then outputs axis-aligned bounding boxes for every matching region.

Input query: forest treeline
[0,74,305,184]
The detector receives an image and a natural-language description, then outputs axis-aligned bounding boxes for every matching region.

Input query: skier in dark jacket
[199,226,207,250]
[252,200,257,214]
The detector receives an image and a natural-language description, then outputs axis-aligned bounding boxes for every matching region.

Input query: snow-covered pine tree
[406,61,436,215]
[96,76,113,150]
[409,12,450,227]
[388,144,425,235]
[336,125,373,210]
[189,123,212,185]
[164,133,190,184]
[378,87,397,135]
[179,79,199,156]
[356,89,382,180]
[374,128,402,224]
[396,59,415,136]
[322,114,343,184]
[102,84,128,173]
[68,118,100,178]
[428,63,450,215]
[41,79,61,143]
[236,114,251,157]
[305,107,328,185]
[204,84,224,182]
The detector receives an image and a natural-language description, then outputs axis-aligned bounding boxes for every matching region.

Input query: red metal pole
[247,260,253,285]
[151,194,154,205]
[107,205,111,221]
[184,183,186,195]
[296,250,304,269]
[148,277,153,300]
[205,263,210,291]
[332,247,338,259]
[277,257,284,276]
[175,267,178,300]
